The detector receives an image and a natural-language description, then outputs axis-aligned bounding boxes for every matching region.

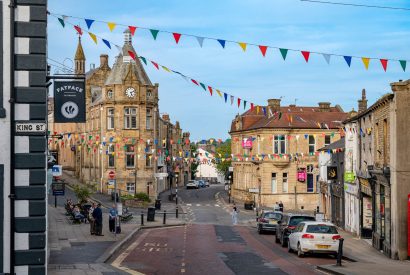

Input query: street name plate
[248,188,260,193]
[15,121,46,135]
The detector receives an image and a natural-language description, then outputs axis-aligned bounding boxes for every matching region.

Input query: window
[107,108,115,130]
[146,108,152,130]
[124,107,137,129]
[146,144,152,167]
[271,173,277,193]
[282,173,288,193]
[274,135,286,154]
[309,135,315,154]
[126,183,135,194]
[325,135,331,146]
[108,144,115,168]
[147,90,152,98]
[383,119,387,165]
[107,89,113,99]
[125,145,135,168]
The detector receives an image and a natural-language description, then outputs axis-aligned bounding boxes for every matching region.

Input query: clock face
[125,87,136,98]
[107,90,113,99]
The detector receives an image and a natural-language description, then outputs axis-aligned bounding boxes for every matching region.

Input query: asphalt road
[110,184,336,274]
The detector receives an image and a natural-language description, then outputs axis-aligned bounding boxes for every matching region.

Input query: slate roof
[318,137,345,151]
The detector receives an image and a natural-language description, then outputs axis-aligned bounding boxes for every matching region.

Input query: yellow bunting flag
[256,106,260,114]
[161,66,171,72]
[238,42,247,52]
[216,89,222,97]
[107,22,116,32]
[362,57,370,70]
[88,32,97,44]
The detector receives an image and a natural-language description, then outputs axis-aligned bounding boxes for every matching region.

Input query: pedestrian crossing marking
[215,204,220,207]
[196,204,200,206]
[186,203,192,206]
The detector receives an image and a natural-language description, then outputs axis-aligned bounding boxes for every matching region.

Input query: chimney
[318,102,331,112]
[358,89,368,113]
[162,113,170,121]
[267,98,281,112]
[100,54,108,68]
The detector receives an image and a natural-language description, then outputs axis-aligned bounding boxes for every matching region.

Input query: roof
[318,137,345,151]
[74,37,85,61]
[230,105,348,133]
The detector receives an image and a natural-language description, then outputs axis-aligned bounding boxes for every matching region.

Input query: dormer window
[147,90,152,98]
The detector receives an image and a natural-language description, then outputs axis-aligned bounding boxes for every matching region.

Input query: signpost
[108,170,120,237]
[51,165,65,207]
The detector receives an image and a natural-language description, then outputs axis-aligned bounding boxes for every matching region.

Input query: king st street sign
[15,121,47,136]
[54,81,86,123]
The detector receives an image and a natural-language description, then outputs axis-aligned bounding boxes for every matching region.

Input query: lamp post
[175,173,179,205]
[228,175,232,203]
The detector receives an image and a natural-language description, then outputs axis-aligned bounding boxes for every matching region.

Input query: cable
[48,57,74,72]
[300,0,410,11]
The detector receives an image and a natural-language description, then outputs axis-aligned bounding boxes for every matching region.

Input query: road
[110,184,336,274]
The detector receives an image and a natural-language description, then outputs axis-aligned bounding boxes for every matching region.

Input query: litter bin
[147,207,156,222]
[155,199,161,210]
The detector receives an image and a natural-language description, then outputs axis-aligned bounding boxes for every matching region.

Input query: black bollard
[336,238,344,266]
[163,210,166,225]
[141,212,144,226]
[176,206,179,219]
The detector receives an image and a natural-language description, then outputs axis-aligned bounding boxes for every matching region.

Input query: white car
[288,221,341,257]
[186,180,199,189]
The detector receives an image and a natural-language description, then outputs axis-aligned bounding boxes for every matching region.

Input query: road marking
[215,204,220,207]
[149,248,153,252]
[196,204,201,206]
[186,203,192,206]
[181,263,185,267]
[181,268,186,273]
[206,204,211,206]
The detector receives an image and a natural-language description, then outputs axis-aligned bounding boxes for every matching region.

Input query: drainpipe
[9,0,16,273]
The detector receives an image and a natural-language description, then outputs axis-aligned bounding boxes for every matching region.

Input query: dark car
[275,213,315,247]
[257,211,282,234]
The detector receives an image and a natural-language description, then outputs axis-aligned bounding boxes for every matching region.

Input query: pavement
[48,172,186,275]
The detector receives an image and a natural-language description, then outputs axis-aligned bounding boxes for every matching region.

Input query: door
[307,174,314,192]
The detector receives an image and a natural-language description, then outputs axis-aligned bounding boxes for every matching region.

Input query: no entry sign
[54,81,86,123]
[108,171,115,179]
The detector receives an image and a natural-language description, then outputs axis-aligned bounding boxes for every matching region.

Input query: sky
[47,0,410,141]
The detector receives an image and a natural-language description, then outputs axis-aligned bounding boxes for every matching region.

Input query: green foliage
[134,192,151,202]
[73,184,91,204]
[216,139,232,175]
[190,143,199,178]
[121,194,134,201]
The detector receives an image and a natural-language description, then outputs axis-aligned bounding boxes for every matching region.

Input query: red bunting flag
[301,51,310,62]
[250,103,254,111]
[191,79,199,85]
[74,25,83,35]
[128,26,137,36]
[208,86,213,96]
[173,33,182,44]
[380,59,388,71]
[237,98,241,108]
[151,61,159,70]
[128,50,136,60]
[258,45,268,57]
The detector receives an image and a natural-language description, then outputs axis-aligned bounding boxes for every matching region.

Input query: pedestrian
[92,203,104,236]
[88,203,96,235]
[279,201,284,212]
[232,206,238,225]
[109,204,117,233]
[274,202,280,211]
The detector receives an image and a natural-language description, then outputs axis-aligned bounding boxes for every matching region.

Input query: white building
[195,148,223,183]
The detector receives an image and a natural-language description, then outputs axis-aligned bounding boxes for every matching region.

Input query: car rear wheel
[297,243,304,258]
[257,225,263,234]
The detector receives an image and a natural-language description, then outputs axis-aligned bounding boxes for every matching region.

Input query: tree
[73,184,91,204]
[216,139,231,175]
[190,143,199,179]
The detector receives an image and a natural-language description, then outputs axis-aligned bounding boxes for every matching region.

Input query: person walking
[88,203,96,235]
[279,201,284,212]
[92,203,104,236]
[109,204,117,233]
[231,206,238,225]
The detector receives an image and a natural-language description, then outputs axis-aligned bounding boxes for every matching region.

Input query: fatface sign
[54,81,86,122]
[242,137,253,148]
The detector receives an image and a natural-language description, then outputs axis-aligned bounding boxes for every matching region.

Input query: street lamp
[228,175,232,203]
[175,173,179,205]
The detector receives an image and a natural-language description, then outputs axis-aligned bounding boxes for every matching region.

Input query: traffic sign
[108,179,115,189]
[52,165,62,177]
[108,170,115,179]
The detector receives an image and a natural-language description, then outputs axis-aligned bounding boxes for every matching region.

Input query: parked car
[275,213,315,247]
[204,180,210,187]
[257,211,282,234]
[197,180,205,188]
[186,180,199,189]
[288,221,341,257]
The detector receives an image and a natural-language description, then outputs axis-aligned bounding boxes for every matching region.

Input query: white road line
[215,204,220,207]
[186,203,192,206]
[196,204,201,206]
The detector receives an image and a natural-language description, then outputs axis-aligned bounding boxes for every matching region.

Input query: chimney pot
[267,98,281,112]
[318,102,331,112]
[100,54,108,68]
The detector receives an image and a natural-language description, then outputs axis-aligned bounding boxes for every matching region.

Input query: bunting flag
[107,22,116,32]
[88,32,97,44]
[74,25,82,35]
[173,32,182,44]
[128,26,137,36]
[237,98,241,107]
[217,39,226,48]
[208,86,213,96]
[250,103,254,111]
[344,56,352,67]
[216,89,222,97]
[243,100,247,110]
[199,83,206,90]
[191,79,199,85]
[102,39,111,49]
[362,57,370,70]
[238,42,247,52]
[301,51,310,62]
[224,93,228,103]
[150,29,159,40]
[380,59,388,71]
[230,95,234,105]
[128,50,136,60]
[162,66,171,72]
[53,13,410,74]
[151,61,159,70]
[140,56,147,65]
[279,48,288,60]
[85,19,94,29]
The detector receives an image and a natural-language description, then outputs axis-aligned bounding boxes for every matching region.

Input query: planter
[123,199,151,208]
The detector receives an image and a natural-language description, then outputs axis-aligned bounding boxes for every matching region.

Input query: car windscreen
[306,225,338,234]
[263,213,282,220]
[289,216,315,226]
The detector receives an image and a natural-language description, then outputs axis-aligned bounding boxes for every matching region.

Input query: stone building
[49,30,190,198]
[343,82,410,260]
[229,99,348,212]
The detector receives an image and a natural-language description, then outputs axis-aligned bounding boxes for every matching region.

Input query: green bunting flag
[150,29,159,40]
[140,56,147,65]
[58,18,65,27]
[279,48,288,60]
[199,83,206,90]
[399,60,406,72]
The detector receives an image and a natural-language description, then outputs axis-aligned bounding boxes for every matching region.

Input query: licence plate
[269,220,277,224]
[316,245,330,249]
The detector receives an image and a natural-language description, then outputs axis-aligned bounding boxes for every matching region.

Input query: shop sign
[344,183,357,194]
[344,171,355,183]
[297,168,306,182]
[54,81,86,123]
[327,166,338,180]
[242,137,253,148]
[248,188,259,193]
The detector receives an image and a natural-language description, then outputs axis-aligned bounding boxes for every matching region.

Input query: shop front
[344,181,360,236]
[358,177,373,239]
[331,182,344,228]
